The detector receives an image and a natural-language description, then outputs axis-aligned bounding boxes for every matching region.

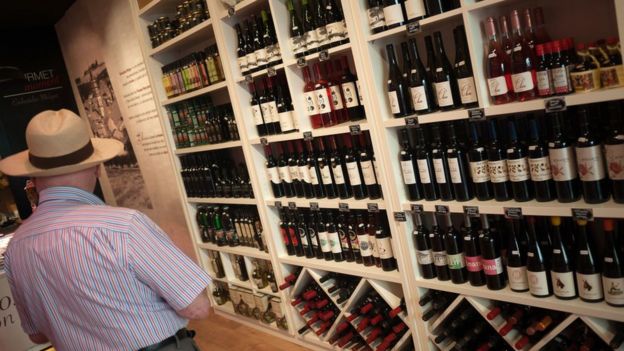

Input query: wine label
[605,143,624,180]
[507,157,530,182]
[549,147,578,181]
[349,229,360,250]
[316,26,329,47]
[377,237,394,259]
[536,70,553,96]
[527,270,551,296]
[433,158,447,184]
[577,272,604,301]
[417,250,433,265]
[304,91,319,116]
[417,159,432,184]
[341,82,360,108]
[458,76,478,104]
[511,70,535,93]
[433,251,447,267]
[267,166,281,184]
[487,75,509,97]
[447,253,466,270]
[434,80,454,107]
[552,66,571,93]
[237,56,248,72]
[603,276,624,305]
[551,271,576,298]
[328,231,342,254]
[469,160,490,183]
[320,165,333,185]
[387,90,401,114]
[326,21,347,44]
[299,165,312,183]
[465,255,483,272]
[571,69,601,92]
[306,30,319,50]
[507,265,529,291]
[289,165,300,182]
[261,101,277,123]
[529,156,553,181]
[346,162,362,186]
[278,166,292,183]
[447,157,463,184]
[251,105,264,126]
[339,228,350,250]
[309,166,320,185]
[360,160,376,185]
[404,0,426,20]
[601,65,624,88]
[383,4,404,26]
[576,145,606,181]
[488,159,509,183]
[367,7,385,30]
[268,44,281,64]
[409,86,429,111]
[356,80,364,104]
[318,231,331,253]
[290,35,306,55]
[278,111,296,132]
[315,88,332,114]
[482,257,504,275]
[246,52,257,68]
[400,160,417,185]
[358,234,372,256]
[370,234,379,258]
[329,85,345,110]
[332,164,346,185]
[255,48,268,65]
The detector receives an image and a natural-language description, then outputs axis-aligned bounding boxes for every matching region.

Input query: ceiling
[0,0,76,30]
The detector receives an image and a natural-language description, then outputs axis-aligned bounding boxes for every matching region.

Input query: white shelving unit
[128,0,624,349]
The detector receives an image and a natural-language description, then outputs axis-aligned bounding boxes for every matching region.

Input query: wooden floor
[189,313,311,351]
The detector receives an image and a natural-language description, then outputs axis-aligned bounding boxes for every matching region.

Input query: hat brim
[0,138,124,178]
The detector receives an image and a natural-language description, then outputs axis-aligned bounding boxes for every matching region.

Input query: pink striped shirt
[4,186,211,351]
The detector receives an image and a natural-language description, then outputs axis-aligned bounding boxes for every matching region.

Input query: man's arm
[177,290,212,320]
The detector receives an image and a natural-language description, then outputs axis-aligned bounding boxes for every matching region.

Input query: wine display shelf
[129,0,624,349]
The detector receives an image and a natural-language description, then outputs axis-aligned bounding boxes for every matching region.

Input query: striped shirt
[5,186,211,351]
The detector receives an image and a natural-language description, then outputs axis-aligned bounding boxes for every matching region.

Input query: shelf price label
[275,201,283,209]
[367,203,379,213]
[319,50,330,61]
[309,202,320,211]
[435,205,449,215]
[572,208,593,221]
[349,124,362,135]
[411,204,423,214]
[405,116,419,128]
[297,57,307,67]
[288,202,297,210]
[393,211,407,222]
[303,131,313,141]
[267,67,277,77]
[227,6,235,17]
[468,108,485,122]
[504,207,523,219]
[260,137,268,145]
[463,206,479,217]
[407,21,421,34]
[545,97,566,113]
[244,75,253,83]
[338,203,349,212]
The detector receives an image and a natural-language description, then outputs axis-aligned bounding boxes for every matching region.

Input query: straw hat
[0,109,123,177]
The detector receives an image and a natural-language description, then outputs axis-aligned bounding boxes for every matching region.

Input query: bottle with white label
[264,144,284,198]
[367,0,386,34]
[357,133,382,200]
[316,137,337,199]
[249,82,267,137]
[602,219,624,306]
[328,135,351,199]
[415,127,439,200]
[575,219,604,302]
[407,38,437,114]
[325,0,348,47]
[261,77,281,135]
[305,139,325,198]
[277,142,295,198]
[430,214,450,281]
[344,135,367,199]
[376,227,397,271]
[297,140,314,199]
[382,0,405,29]
[509,10,537,101]
[312,63,338,127]
[506,120,533,202]
[442,213,468,284]
[339,56,365,121]
[432,31,461,110]
[486,120,512,201]
[575,107,609,203]
[317,213,333,261]
[287,142,303,198]
[404,0,426,23]
[386,44,411,117]
[468,123,494,200]
[484,17,515,105]
[413,212,436,279]
[453,25,479,108]
[431,124,454,201]
[548,113,581,202]
[550,216,577,299]
[399,129,423,201]
[324,61,348,124]
[506,218,529,292]
[527,119,556,202]
[446,123,473,201]
[605,102,624,203]
[526,216,552,297]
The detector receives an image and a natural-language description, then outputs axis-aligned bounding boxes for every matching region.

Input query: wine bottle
[297,140,314,199]
[359,213,374,266]
[526,216,552,297]
[463,214,486,286]
[527,118,556,202]
[369,214,381,267]
[431,124,454,201]
[249,82,267,136]
[302,0,318,55]
[382,0,405,30]
[424,0,443,16]
[468,122,494,200]
[344,134,367,199]
[404,0,426,23]
[386,44,411,117]
[446,122,473,201]
[280,210,295,255]
[262,11,282,68]
[413,212,436,279]
[337,214,354,262]
[325,0,348,47]
[575,107,609,204]
[506,218,530,292]
[296,212,310,257]
[548,113,581,202]
[302,66,322,129]
[550,40,572,95]
[325,61,348,124]
[313,63,338,127]
[376,227,397,271]
[605,102,624,203]
[348,214,362,264]
[277,143,295,198]
[432,31,461,110]
[415,126,439,200]
[443,213,468,284]
[358,134,382,200]
[479,214,506,290]
[484,17,514,105]
[400,129,423,200]
[287,142,303,198]
[306,138,325,198]
[575,219,604,302]
[252,15,268,72]
[235,24,248,74]
[367,0,386,34]
[325,212,343,261]
[550,216,577,299]
[275,80,297,134]
[287,0,307,58]
[243,20,257,73]
[328,136,351,199]
[407,38,436,115]
[317,137,337,199]
[314,0,329,51]
[486,120,512,201]
[506,119,534,202]
[535,43,554,97]
[261,77,281,135]
[265,144,284,198]
[602,219,624,306]
[509,10,537,101]
[338,56,365,121]
[453,25,478,108]
[430,213,451,281]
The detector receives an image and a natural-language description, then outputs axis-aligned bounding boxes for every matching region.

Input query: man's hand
[177,290,212,320]
[28,333,49,344]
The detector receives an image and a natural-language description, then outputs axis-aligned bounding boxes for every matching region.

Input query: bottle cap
[552,40,562,52]
[535,44,545,56]
[577,42,586,50]
[603,218,614,231]
[577,219,588,226]
[606,36,619,45]
[550,216,561,226]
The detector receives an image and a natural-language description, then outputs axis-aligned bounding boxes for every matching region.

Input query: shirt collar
[38,186,105,206]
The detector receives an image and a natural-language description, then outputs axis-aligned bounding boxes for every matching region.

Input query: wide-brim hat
[0,109,124,177]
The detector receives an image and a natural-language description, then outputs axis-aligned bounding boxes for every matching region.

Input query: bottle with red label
[509,9,537,101]
[484,17,514,105]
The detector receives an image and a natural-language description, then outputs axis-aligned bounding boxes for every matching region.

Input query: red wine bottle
[297,211,312,257]
[376,227,397,271]
[338,56,365,121]
[575,219,604,302]
[400,129,423,201]
[453,25,478,109]
[527,118,556,202]
[443,212,468,284]
[306,139,325,199]
[264,144,284,198]
[359,134,382,199]
[486,120,512,201]
[605,102,624,203]
[548,113,581,202]
[325,211,343,262]
[250,81,267,136]
[432,31,461,111]
[349,214,362,264]
[325,61,348,124]
[446,122,473,201]
[550,40,573,95]
[407,38,436,115]
[575,107,609,204]
[550,216,577,299]
[359,213,374,266]
[506,218,530,292]
[468,122,494,200]
[484,17,514,105]
[431,124,454,201]
[602,219,624,306]
[302,66,322,129]
[386,44,411,117]
[413,212,436,279]
[277,142,295,198]
[344,135,367,200]
[316,137,337,199]
[506,119,534,202]
[430,213,450,281]
[329,136,351,199]
[280,209,295,255]
[509,10,537,101]
[288,142,304,198]
[368,213,381,267]
[289,211,304,256]
[479,214,506,290]
[416,126,439,200]
[262,77,280,134]
[526,216,552,297]
[463,214,486,286]
[337,213,355,262]
[298,140,314,199]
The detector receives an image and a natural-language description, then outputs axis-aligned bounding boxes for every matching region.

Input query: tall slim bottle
[486,120,512,201]
[528,118,556,202]
[605,102,624,203]
[302,66,322,128]
[468,122,494,200]
[432,31,461,110]
[548,113,581,202]
[431,124,454,201]
[358,134,382,200]
[526,216,552,297]
[413,212,436,279]
[339,56,365,121]
[416,127,439,200]
[575,107,609,203]
[484,17,514,105]
[329,136,351,199]
[344,134,367,199]
[430,214,451,281]
[407,38,436,114]
[313,63,338,127]
[506,218,529,292]
[443,213,468,284]
[509,10,538,101]
[602,219,624,306]
[506,120,533,201]
[386,44,411,117]
[453,25,478,108]
[550,216,577,300]
[317,137,337,199]
[463,214,486,286]
[479,214,506,290]
[400,129,423,201]
[265,144,284,198]
[446,122,473,201]
[575,219,604,302]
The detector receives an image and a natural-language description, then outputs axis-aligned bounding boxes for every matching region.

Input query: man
[0,109,212,351]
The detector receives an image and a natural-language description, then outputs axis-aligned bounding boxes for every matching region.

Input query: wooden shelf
[138,0,179,17]
[284,42,353,67]
[174,140,242,155]
[265,197,385,210]
[187,197,257,205]
[149,19,213,57]
[235,63,286,83]
[198,242,271,260]
[279,255,402,284]
[161,81,227,106]
[249,120,370,145]
[367,8,463,42]
[218,0,265,20]
[383,109,469,128]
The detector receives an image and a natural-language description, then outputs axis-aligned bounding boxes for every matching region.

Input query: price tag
[303,131,313,141]
[405,116,419,128]
[407,21,421,34]
[572,208,593,221]
[349,124,362,135]
[319,50,330,61]
[394,211,407,222]
[504,207,523,219]
[275,201,283,209]
[310,202,320,211]
[468,108,485,122]
[267,67,277,77]
[338,203,349,212]
[545,97,566,113]
[244,75,253,83]
[411,204,423,214]
[287,202,297,210]
[227,6,235,17]
[260,137,268,145]
[463,206,479,217]
[367,203,379,213]
[435,205,449,215]
[297,57,307,67]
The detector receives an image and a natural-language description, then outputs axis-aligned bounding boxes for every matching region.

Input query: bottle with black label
[575,219,604,302]
[486,120,512,201]
[506,119,534,202]
[399,129,423,201]
[506,218,529,292]
[575,107,609,203]
[443,212,467,284]
[602,219,624,306]
[550,216,577,299]
[416,126,439,200]
[413,212,436,279]
[462,214,485,286]
[548,113,580,202]
[468,122,494,200]
[526,216,552,297]
[430,213,450,281]
[479,214,506,290]
[527,118,556,202]
[446,122,473,201]
[431,124,454,201]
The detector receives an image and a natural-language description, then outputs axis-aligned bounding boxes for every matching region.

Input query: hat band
[28,141,95,169]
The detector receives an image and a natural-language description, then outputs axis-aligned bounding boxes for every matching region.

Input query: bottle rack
[128,0,624,349]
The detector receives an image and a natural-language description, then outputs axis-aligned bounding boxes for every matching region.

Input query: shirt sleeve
[4,254,40,335]
[126,211,212,311]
